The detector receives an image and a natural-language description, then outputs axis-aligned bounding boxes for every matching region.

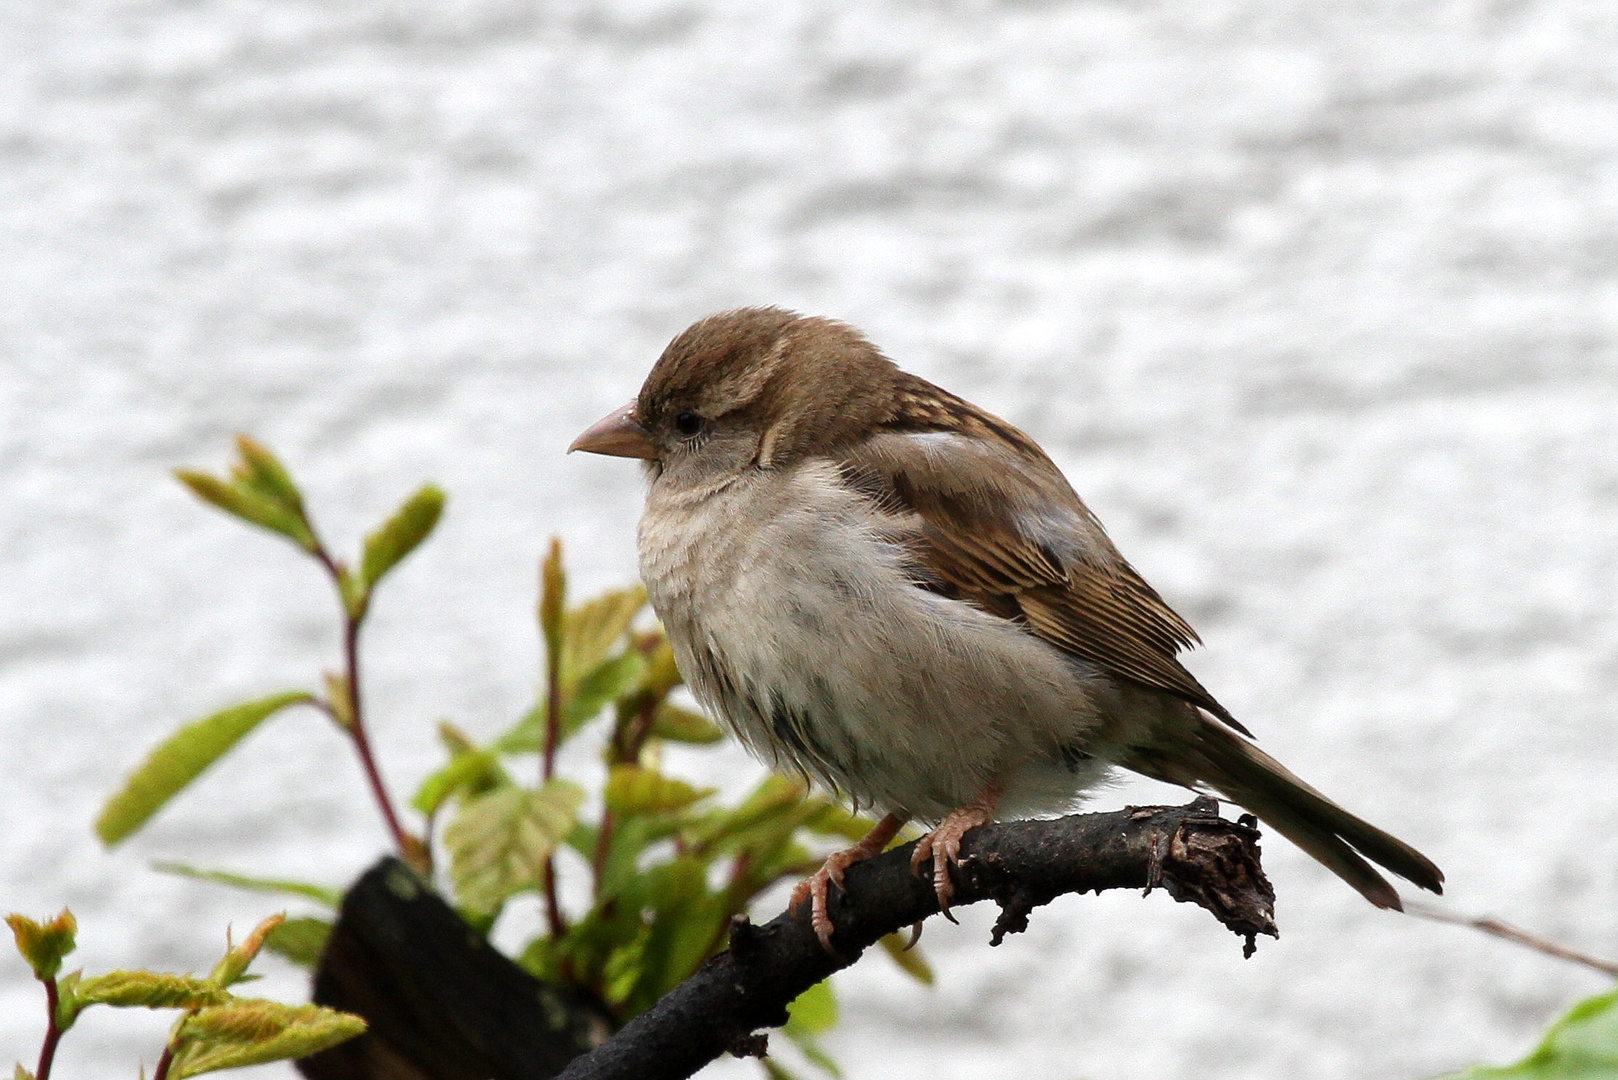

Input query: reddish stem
[591,694,661,887]
[592,807,617,886]
[312,547,412,858]
[152,1044,175,1080]
[625,696,658,762]
[1405,901,1618,977]
[341,616,412,857]
[35,978,62,1080]
[540,617,568,937]
[542,639,563,784]
[541,859,568,940]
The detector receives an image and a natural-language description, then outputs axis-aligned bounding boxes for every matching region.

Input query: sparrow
[571,306,1443,949]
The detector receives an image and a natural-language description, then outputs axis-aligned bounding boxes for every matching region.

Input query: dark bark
[299,860,614,1080]
[299,800,1273,1080]
[556,797,1276,1080]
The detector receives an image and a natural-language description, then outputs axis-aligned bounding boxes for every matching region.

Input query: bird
[570,306,1443,950]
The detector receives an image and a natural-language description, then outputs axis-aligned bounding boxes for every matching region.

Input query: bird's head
[569,307,900,483]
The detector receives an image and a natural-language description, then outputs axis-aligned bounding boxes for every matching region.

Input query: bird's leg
[910,780,1003,920]
[791,812,908,953]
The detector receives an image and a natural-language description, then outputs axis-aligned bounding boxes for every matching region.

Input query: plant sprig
[6,910,364,1080]
[94,436,931,1078]
[112,435,441,867]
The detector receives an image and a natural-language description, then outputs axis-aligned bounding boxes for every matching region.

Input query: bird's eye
[673,412,704,437]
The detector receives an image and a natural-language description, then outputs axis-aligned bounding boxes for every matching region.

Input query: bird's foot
[910,800,997,921]
[789,849,867,954]
[791,813,907,954]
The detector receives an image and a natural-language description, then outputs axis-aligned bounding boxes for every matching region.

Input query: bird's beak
[569,402,656,459]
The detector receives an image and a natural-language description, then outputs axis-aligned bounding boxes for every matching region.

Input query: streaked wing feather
[844,376,1248,735]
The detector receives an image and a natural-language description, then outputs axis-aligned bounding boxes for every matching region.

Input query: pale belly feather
[638,461,1133,822]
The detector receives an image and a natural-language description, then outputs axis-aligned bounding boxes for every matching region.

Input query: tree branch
[554,797,1276,1080]
[1403,900,1618,978]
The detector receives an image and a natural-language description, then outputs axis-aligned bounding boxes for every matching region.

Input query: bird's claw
[790,813,907,955]
[910,804,994,920]
[790,851,859,953]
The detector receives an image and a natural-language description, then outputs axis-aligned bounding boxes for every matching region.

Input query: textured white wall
[4,1,1617,1077]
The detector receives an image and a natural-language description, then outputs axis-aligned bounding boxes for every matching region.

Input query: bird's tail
[1121,713,1444,910]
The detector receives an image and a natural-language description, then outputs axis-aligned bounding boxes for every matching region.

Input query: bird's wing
[839,376,1247,734]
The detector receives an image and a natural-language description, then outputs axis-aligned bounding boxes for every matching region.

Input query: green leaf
[782,979,843,1077]
[604,765,715,816]
[691,774,806,844]
[73,971,227,1010]
[690,776,826,870]
[794,1036,842,1078]
[622,857,725,1014]
[174,470,316,551]
[526,897,656,1008]
[1435,989,1618,1079]
[683,780,872,897]
[642,636,684,697]
[784,979,838,1037]
[516,934,563,983]
[16,1064,37,1080]
[648,702,724,744]
[413,750,508,817]
[643,898,724,1009]
[878,932,934,985]
[563,652,647,739]
[96,691,313,846]
[560,586,646,690]
[438,720,478,756]
[209,914,284,987]
[359,484,446,592]
[263,918,333,968]
[412,729,510,817]
[592,816,671,902]
[539,539,565,671]
[168,1000,366,1077]
[151,864,341,908]
[519,892,650,998]
[336,566,366,621]
[445,780,585,917]
[52,971,83,1027]
[803,801,884,844]
[320,671,354,730]
[492,703,545,755]
[231,436,305,514]
[5,910,76,980]
[600,929,651,1009]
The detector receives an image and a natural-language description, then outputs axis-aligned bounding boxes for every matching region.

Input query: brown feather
[843,372,1252,737]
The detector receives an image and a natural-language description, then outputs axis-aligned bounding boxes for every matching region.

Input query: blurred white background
[3,1,1617,1077]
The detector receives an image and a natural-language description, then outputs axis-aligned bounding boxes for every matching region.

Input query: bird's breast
[636,463,1114,821]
